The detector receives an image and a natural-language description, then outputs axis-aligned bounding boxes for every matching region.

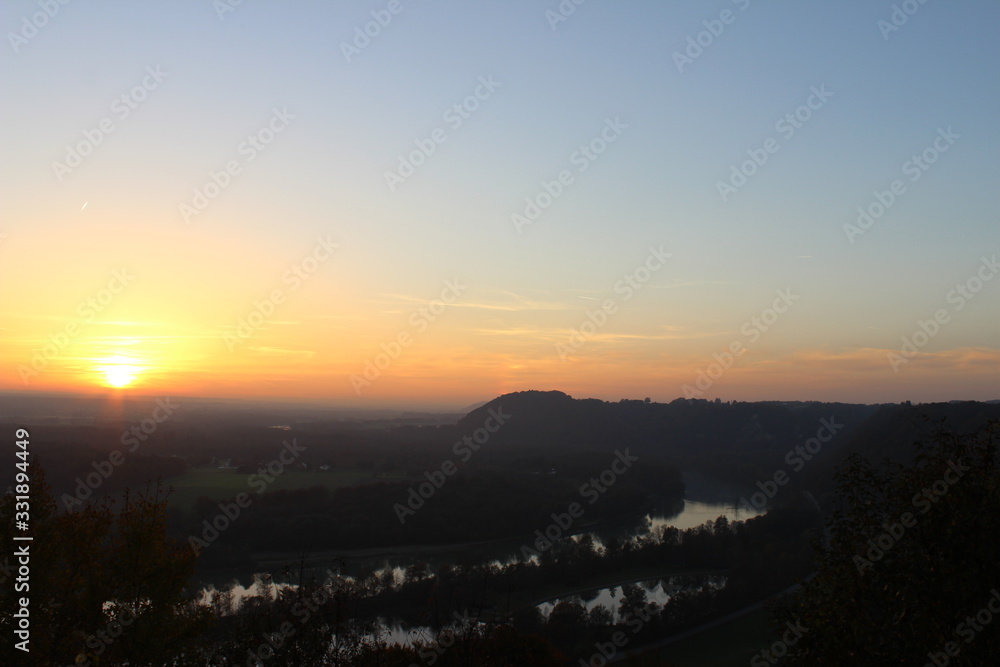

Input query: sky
[1,0,998,409]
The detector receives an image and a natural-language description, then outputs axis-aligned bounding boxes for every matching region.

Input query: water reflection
[193,499,762,607]
[575,499,762,559]
[536,573,727,622]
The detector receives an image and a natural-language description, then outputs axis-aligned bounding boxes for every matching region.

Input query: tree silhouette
[772,421,1000,665]
[0,465,208,666]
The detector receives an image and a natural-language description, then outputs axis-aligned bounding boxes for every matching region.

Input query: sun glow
[96,356,145,389]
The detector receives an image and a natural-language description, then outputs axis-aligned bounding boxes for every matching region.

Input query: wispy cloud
[248,346,317,359]
[366,287,577,314]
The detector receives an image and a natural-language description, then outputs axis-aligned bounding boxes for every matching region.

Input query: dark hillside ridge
[459,391,1000,491]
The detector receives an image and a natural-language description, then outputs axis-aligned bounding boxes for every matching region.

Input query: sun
[96,356,145,389]
[103,365,138,388]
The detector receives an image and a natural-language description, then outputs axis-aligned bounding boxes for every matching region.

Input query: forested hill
[457,391,1000,490]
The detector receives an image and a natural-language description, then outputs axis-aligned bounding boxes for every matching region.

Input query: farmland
[163,466,403,512]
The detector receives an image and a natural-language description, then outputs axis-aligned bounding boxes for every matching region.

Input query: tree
[0,466,208,666]
[772,422,1000,665]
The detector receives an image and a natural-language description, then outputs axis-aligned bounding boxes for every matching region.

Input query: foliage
[0,467,208,666]
[772,421,1000,665]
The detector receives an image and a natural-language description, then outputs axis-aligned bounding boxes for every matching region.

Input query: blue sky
[2,0,998,406]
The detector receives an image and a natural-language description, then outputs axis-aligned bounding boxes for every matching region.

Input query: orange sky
[3,2,999,409]
[3,221,998,409]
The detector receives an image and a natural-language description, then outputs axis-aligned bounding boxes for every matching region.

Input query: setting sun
[96,356,145,389]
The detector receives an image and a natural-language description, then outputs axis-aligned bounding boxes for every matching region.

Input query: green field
[163,467,400,512]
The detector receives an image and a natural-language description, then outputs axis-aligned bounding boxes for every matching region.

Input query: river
[196,494,761,604]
